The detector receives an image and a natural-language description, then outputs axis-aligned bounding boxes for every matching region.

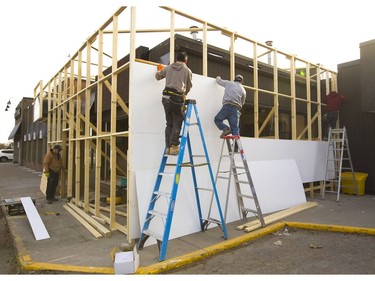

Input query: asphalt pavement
[0,162,374,275]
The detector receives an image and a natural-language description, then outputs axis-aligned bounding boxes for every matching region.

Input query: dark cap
[234,74,243,82]
[53,145,62,151]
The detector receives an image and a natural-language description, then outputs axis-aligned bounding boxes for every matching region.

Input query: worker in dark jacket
[326,91,346,128]
[155,51,193,155]
[43,145,63,204]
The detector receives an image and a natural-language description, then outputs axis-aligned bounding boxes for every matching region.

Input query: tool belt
[162,87,184,105]
[225,102,242,110]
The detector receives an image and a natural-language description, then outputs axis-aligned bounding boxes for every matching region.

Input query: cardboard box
[114,246,140,274]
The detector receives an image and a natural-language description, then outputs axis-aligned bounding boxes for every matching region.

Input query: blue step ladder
[138,99,228,262]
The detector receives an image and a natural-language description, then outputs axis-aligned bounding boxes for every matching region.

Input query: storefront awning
[8,122,21,140]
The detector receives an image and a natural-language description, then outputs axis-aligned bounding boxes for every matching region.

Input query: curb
[136,222,285,274]
[5,212,375,274]
[284,221,375,235]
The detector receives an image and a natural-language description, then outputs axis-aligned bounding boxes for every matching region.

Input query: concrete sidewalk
[1,162,374,274]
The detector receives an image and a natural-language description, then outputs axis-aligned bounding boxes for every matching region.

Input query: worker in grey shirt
[214,74,246,138]
[155,51,193,155]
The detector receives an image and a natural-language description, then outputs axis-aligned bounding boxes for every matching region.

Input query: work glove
[157,64,164,71]
[44,171,50,178]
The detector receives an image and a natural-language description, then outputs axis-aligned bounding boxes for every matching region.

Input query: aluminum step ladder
[211,135,265,227]
[138,99,228,262]
[322,127,357,201]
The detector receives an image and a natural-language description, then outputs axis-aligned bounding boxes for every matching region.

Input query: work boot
[169,145,179,155]
[47,199,53,204]
[220,128,231,139]
[165,148,170,155]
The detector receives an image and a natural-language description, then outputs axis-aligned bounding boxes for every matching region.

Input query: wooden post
[109,13,119,230]
[253,42,259,138]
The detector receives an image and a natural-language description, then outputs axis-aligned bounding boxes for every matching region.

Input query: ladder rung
[235,180,250,185]
[222,155,231,158]
[239,193,254,199]
[197,187,213,192]
[149,209,167,219]
[325,179,339,183]
[326,169,340,172]
[206,217,223,225]
[180,162,209,167]
[154,191,171,198]
[242,207,258,214]
[143,229,163,241]
[159,172,175,176]
[190,122,198,126]
[324,190,338,194]
[233,166,245,170]
[218,170,230,174]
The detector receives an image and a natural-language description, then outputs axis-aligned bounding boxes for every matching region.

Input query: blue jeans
[327,111,338,128]
[214,104,240,136]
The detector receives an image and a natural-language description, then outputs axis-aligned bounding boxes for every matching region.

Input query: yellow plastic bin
[341,172,368,195]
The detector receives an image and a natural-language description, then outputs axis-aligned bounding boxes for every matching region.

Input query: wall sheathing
[34,6,337,242]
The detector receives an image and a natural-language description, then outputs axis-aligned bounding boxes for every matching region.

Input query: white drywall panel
[135,158,306,246]
[128,61,327,240]
[20,197,50,240]
[241,138,329,183]
[247,159,306,213]
[129,61,328,180]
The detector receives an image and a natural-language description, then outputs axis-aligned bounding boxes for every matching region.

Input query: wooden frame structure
[33,6,337,241]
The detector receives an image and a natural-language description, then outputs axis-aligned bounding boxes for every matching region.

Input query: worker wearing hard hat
[214,74,246,138]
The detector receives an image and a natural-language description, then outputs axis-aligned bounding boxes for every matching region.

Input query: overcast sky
[1,0,374,144]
